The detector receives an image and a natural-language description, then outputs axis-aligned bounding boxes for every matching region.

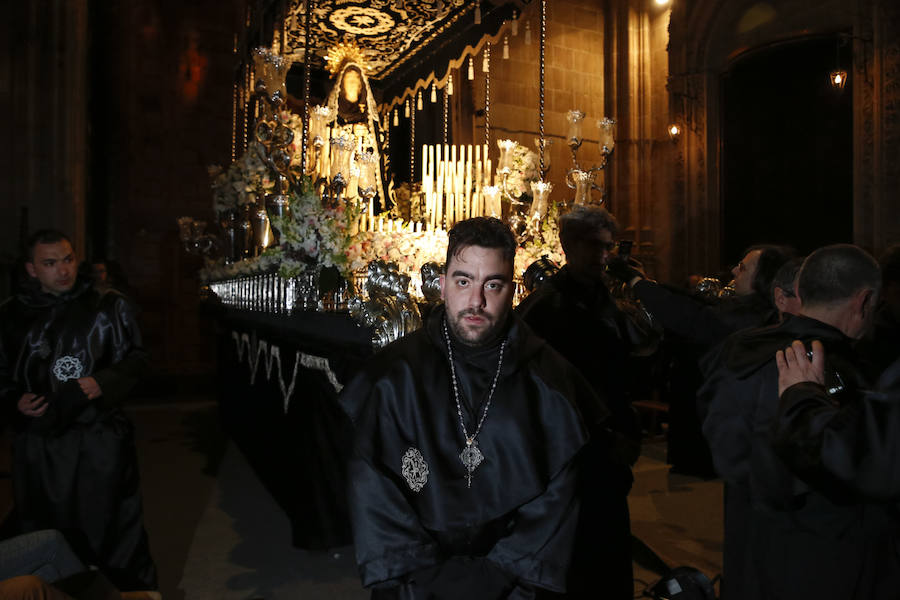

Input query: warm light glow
[654,0,671,5]
[830,69,847,89]
[667,123,682,140]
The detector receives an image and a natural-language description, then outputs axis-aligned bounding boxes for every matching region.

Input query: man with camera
[516,206,653,599]
[698,244,881,600]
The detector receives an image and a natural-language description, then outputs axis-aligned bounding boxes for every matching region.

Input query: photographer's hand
[776,339,825,396]
[606,255,646,286]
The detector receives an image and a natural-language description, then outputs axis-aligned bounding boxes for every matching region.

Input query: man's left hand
[77,376,103,400]
[776,339,825,396]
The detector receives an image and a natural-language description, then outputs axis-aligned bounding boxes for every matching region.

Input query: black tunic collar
[16,277,92,309]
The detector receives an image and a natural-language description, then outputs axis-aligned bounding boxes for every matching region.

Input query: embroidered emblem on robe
[52,356,84,382]
[401,447,429,492]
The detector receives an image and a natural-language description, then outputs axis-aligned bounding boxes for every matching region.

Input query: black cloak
[698,314,891,600]
[339,306,600,598]
[0,278,157,591]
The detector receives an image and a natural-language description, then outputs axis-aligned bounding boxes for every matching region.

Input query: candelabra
[495,139,522,205]
[176,217,217,256]
[251,47,295,241]
[317,134,354,208]
[565,109,616,207]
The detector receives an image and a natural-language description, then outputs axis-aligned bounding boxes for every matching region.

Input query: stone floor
[1,398,724,599]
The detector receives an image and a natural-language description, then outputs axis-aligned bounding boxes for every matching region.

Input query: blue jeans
[0,529,86,582]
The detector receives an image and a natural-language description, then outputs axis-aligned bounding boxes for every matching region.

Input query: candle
[464,160,473,221]
[475,160,483,216]
[447,193,454,228]
[436,163,444,229]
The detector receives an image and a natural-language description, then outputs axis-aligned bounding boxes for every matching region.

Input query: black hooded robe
[339,307,601,599]
[698,315,889,600]
[0,279,157,591]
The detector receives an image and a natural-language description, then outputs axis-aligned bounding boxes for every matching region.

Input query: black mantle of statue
[213,305,374,550]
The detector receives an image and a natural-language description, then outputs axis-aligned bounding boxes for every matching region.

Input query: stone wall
[466,0,674,279]
[84,1,243,387]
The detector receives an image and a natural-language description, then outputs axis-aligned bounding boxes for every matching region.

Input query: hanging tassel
[483,47,490,73]
[447,74,454,96]
[431,83,437,103]
[417,91,423,110]
[474,2,481,24]
[468,57,475,80]
[503,36,509,59]
[404,100,410,118]
[511,12,519,35]
[525,21,532,45]
[393,108,399,126]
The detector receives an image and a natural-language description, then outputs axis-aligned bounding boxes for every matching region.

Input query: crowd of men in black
[1,213,898,600]
[529,210,900,600]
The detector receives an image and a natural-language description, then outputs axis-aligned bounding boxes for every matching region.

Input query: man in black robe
[773,341,900,597]
[0,230,157,591]
[607,243,794,477]
[516,207,647,599]
[698,244,881,600]
[340,217,601,599]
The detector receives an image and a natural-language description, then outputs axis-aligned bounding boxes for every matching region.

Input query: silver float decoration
[349,260,423,348]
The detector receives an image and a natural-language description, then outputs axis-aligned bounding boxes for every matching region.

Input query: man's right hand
[17,393,48,417]
[606,256,646,286]
[776,339,825,396]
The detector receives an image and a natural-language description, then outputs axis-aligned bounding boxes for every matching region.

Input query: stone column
[1,0,89,260]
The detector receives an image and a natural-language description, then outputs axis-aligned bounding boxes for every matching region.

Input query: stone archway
[666,0,899,280]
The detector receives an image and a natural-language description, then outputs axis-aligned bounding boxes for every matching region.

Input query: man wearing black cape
[698,244,881,600]
[340,217,603,599]
[0,230,157,591]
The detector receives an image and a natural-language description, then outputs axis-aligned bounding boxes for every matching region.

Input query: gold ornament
[325,39,370,77]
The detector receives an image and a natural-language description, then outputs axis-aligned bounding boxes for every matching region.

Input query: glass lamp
[597,118,616,156]
[566,110,585,150]
[830,69,848,89]
[667,123,682,141]
[330,135,354,179]
[356,151,378,201]
[482,186,502,218]
[309,106,332,147]
[252,47,292,100]
[497,139,516,175]
[530,181,553,219]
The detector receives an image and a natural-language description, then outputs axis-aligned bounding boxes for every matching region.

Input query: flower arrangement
[515,202,564,277]
[202,117,564,291]
[504,142,540,199]
[208,143,271,215]
[209,110,306,216]
[346,229,449,275]
[269,181,359,281]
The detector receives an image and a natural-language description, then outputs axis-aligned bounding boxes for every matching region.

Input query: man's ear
[774,287,788,312]
[24,262,36,279]
[858,288,876,319]
[439,274,446,300]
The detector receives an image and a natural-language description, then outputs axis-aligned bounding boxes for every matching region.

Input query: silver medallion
[51,356,84,382]
[460,440,484,487]
[401,447,429,493]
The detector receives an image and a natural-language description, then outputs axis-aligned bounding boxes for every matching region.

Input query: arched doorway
[720,35,853,264]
